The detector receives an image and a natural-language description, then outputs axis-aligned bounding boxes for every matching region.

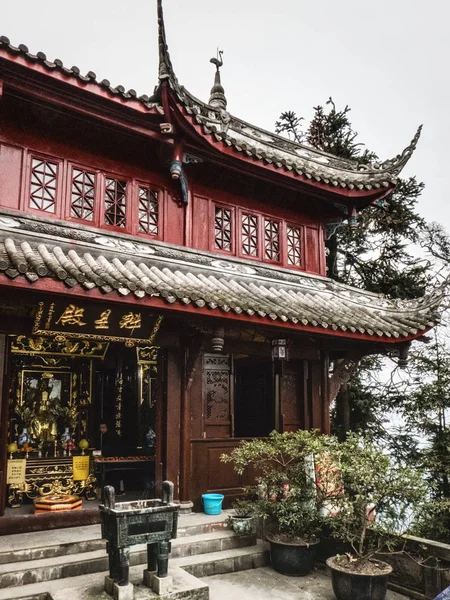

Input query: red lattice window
[138,187,159,235]
[71,168,95,221]
[104,178,127,228]
[264,218,280,261]
[214,207,233,251]
[29,158,58,213]
[287,225,302,266]
[241,213,258,257]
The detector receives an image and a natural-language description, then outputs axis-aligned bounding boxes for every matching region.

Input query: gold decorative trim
[11,334,109,358]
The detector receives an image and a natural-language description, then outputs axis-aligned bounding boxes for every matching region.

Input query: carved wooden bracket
[328,353,363,403]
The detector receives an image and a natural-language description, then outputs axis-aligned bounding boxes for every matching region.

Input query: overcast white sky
[2,0,449,232]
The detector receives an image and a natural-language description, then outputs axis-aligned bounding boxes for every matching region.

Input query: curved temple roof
[1,3,422,194]
[156,0,422,192]
[0,215,441,343]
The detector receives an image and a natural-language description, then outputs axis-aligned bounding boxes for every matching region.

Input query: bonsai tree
[230,498,255,518]
[323,433,428,599]
[221,429,331,575]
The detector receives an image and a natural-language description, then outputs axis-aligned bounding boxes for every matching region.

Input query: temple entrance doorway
[234,358,275,438]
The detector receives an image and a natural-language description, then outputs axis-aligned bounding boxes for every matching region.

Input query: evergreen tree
[276,98,430,299]
[276,98,447,435]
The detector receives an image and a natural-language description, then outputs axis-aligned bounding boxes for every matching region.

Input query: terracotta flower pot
[326,555,392,600]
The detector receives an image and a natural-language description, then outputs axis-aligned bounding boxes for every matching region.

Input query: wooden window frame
[285,222,305,270]
[102,172,130,233]
[238,208,261,261]
[211,203,235,255]
[24,153,64,218]
[65,163,101,226]
[262,215,282,265]
[135,181,165,241]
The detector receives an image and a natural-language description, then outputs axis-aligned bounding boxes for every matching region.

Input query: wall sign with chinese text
[7,459,26,485]
[73,455,90,481]
[33,302,163,346]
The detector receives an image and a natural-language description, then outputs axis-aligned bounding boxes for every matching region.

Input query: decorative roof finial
[209,49,227,110]
[157,0,177,84]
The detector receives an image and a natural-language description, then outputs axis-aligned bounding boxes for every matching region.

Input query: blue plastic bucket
[202,493,224,515]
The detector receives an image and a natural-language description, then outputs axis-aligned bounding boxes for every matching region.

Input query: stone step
[0,542,268,600]
[0,530,256,589]
[0,515,228,565]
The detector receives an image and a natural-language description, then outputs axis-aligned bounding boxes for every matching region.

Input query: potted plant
[221,430,329,576]
[227,499,255,535]
[322,433,427,600]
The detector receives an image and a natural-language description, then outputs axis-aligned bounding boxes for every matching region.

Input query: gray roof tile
[0,215,442,342]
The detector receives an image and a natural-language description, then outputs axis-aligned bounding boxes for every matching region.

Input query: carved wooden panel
[203,354,231,426]
[205,371,230,421]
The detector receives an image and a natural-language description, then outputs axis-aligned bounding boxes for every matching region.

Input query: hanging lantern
[271,339,290,361]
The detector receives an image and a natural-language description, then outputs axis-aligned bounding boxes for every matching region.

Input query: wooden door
[280,361,306,432]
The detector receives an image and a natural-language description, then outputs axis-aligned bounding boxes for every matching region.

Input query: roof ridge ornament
[357,125,423,174]
[209,49,227,110]
[157,0,177,85]
[378,124,423,174]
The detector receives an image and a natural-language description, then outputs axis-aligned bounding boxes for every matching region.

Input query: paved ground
[206,566,411,600]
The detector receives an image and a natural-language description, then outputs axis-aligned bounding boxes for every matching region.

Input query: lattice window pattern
[206,370,230,421]
[264,218,280,261]
[29,158,58,213]
[241,213,258,257]
[104,178,127,227]
[138,187,159,235]
[287,226,302,266]
[214,207,232,251]
[204,354,231,424]
[71,168,95,221]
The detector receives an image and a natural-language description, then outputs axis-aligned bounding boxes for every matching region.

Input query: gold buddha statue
[34,390,57,441]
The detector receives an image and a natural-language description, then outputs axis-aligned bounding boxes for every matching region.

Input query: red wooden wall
[0,97,326,276]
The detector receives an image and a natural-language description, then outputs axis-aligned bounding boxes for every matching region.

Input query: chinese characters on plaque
[33,301,162,345]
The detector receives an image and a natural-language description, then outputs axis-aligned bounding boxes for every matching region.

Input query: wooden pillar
[302,360,310,430]
[0,335,9,516]
[165,349,182,499]
[311,361,323,430]
[179,347,190,502]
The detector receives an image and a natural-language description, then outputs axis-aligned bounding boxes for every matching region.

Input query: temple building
[0,1,441,531]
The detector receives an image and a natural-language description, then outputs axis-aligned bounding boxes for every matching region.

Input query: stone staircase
[0,512,269,600]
